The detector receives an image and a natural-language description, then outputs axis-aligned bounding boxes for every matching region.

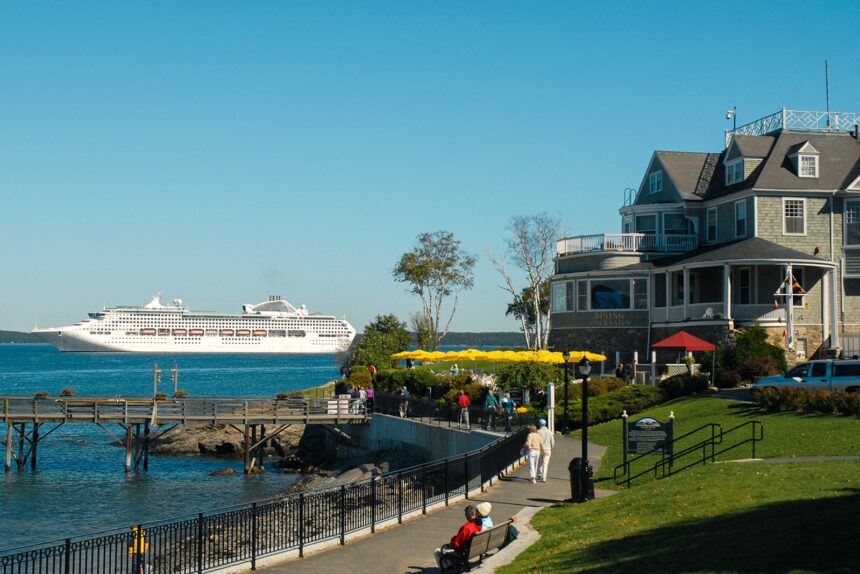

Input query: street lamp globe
[577,356,591,377]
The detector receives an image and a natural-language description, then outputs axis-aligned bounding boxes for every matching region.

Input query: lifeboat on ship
[140,328,156,335]
[252,329,267,337]
[190,329,204,336]
[236,329,251,337]
[219,329,235,336]
[173,328,188,336]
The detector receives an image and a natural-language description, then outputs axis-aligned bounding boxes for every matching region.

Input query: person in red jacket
[434,505,481,569]
[457,390,471,429]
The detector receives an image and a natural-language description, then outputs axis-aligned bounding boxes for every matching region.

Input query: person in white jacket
[536,418,555,482]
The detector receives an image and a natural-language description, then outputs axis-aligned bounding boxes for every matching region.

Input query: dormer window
[799,154,818,178]
[726,159,744,185]
[788,141,820,179]
[649,170,663,194]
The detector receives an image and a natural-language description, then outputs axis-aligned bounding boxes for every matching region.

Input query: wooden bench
[446,520,513,572]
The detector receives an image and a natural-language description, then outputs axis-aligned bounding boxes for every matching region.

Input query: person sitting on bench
[476,502,493,530]
[434,505,482,569]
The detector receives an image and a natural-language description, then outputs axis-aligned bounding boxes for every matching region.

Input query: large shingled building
[549,108,860,362]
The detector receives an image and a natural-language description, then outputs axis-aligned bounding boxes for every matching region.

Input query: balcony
[557,233,697,256]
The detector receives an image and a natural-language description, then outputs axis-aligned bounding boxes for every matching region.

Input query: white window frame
[792,268,806,308]
[706,207,717,243]
[845,199,860,247]
[783,198,807,236]
[622,215,633,234]
[725,159,743,185]
[734,200,747,238]
[649,171,663,194]
[798,155,818,178]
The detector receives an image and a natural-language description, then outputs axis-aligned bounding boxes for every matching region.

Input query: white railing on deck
[557,233,697,256]
[732,304,786,322]
[687,303,725,319]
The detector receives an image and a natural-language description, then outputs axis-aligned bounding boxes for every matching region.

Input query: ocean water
[0,345,341,551]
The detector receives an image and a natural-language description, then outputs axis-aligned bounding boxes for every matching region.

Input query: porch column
[723,263,732,319]
[785,264,794,350]
[665,271,670,322]
[830,267,840,350]
[823,270,831,349]
[683,267,689,319]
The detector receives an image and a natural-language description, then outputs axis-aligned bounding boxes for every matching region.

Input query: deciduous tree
[349,314,410,368]
[489,214,562,349]
[393,231,476,350]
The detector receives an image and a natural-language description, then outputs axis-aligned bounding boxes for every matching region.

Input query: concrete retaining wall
[340,414,499,462]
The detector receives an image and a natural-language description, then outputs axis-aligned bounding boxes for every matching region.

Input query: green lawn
[499,460,860,573]
[579,395,860,486]
[499,397,860,573]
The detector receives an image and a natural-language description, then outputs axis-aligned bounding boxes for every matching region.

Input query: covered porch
[649,238,839,351]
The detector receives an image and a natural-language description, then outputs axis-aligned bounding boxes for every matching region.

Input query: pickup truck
[753,360,860,393]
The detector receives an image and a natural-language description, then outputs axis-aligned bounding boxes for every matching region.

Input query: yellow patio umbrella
[390,350,412,360]
[425,351,448,361]
[408,349,434,361]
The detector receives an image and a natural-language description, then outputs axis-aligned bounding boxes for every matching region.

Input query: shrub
[60,387,76,397]
[495,361,561,397]
[443,382,487,403]
[752,387,860,415]
[739,356,782,383]
[659,373,710,398]
[714,367,743,389]
[174,389,189,398]
[33,391,50,399]
[346,365,372,388]
[561,386,667,429]
[373,368,438,394]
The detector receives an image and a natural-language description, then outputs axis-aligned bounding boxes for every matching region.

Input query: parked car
[753,360,860,393]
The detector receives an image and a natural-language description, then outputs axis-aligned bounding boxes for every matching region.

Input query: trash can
[568,457,595,502]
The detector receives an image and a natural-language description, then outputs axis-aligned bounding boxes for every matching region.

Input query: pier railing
[0,423,527,574]
[1,396,368,425]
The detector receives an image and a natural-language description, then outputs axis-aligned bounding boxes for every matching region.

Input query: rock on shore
[149,424,304,458]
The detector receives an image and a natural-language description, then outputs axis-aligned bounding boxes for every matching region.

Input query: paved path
[260,434,609,574]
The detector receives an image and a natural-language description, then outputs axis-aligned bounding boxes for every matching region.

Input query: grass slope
[500,396,860,573]
[500,460,860,573]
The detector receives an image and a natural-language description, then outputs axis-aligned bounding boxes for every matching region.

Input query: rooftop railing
[556,233,697,256]
[726,108,860,147]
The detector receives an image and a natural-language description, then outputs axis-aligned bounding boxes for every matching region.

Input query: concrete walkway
[259,434,609,574]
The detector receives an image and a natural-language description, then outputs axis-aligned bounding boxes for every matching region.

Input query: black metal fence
[371,392,542,432]
[1,427,527,574]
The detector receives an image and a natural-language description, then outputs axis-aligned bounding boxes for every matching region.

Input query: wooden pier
[2,395,368,474]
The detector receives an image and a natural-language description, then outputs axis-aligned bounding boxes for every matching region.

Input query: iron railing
[370,393,542,432]
[613,420,763,487]
[0,425,527,573]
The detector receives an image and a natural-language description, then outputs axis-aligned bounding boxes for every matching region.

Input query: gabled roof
[731,135,775,158]
[786,140,820,156]
[653,151,713,201]
[750,131,860,191]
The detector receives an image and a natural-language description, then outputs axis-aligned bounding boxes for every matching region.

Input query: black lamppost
[561,350,571,435]
[576,356,592,502]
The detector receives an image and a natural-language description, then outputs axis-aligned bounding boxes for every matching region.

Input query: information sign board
[627,417,669,454]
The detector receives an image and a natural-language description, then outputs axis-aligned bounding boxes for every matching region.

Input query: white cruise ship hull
[32,294,356,354]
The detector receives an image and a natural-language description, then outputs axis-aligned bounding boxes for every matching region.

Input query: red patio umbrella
[651,331,716,383]
[651,331,716,352]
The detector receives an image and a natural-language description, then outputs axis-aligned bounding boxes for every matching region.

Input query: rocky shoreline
[149,423,425,492]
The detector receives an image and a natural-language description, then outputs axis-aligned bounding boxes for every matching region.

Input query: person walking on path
[399,386,411,418]
[536,418,554,482]
[368,364,376,380]
[501,392,516,432]
[457,390,471,429]
[482,392,499,431]
[433,505,482,569]
[450,363,460,377]
[523,424,543,483]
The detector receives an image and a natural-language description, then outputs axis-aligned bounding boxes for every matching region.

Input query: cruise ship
[32,294,356,353]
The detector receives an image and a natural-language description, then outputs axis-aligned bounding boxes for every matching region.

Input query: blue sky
[2,1,860,333]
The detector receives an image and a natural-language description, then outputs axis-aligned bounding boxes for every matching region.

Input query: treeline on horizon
[1,330,526,347]
[0,330,43,344]
[352,331,525,348]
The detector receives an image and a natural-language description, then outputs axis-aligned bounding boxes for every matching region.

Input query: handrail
[0,419,528,572]
[614,421,763,487]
